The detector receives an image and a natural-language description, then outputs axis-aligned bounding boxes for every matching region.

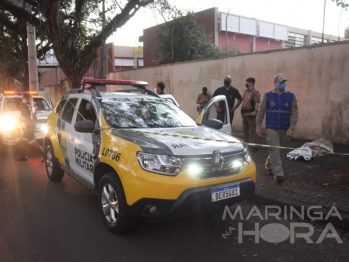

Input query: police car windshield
[33,98,51,111]
[100,98,196,128]
[3,97,51,111]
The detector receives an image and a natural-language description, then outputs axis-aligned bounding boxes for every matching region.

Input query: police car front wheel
[98,172,136,234]
[45,144,64,181]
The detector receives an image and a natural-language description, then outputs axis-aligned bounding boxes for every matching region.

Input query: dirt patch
[240,133,349,191]
[288,166,349,190]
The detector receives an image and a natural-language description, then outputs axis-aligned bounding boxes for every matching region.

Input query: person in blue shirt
[256,74,298,184]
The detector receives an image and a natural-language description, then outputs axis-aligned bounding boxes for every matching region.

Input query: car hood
[112,126,244,156]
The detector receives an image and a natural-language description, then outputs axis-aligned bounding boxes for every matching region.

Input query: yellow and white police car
[44,79,256,234]
[0,91,52,148]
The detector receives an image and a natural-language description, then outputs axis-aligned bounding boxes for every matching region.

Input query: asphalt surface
[1,147,349,262]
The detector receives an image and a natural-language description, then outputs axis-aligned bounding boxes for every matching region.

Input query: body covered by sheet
[287,138,334,161]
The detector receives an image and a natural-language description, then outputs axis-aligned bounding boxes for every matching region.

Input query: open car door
[196,95,232,136]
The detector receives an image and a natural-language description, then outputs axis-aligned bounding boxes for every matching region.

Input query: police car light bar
[3,90,38,95]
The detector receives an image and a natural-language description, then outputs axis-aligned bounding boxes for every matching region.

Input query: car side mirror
[74,120,95,133]
[203,118,223,129]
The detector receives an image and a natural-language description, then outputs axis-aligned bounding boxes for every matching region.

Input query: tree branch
[0,0,42,27]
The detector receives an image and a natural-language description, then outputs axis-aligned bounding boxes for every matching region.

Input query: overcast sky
[107,0,349,47]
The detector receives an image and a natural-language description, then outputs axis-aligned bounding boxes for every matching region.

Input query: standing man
[196,87,211,114]
[256,74,298,184]
[241,77,260,151]
[155,82,165,95]
[16,93,45,162]
[212,75,242,124]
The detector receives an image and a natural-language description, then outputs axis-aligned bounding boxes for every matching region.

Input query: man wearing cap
[196,87,212,114]
[241,77,260,151]
[212,75,242,124]
[256,74,298,184]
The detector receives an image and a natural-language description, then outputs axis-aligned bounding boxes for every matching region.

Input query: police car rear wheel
[45,144,64,181]
[98,172,135,234]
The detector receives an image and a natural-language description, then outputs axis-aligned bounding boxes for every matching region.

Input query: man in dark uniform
[155,82,165,95]
[212,75,242,124]
[17,93,45,162]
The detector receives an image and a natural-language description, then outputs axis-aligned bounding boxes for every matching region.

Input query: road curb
[250,190,349,231]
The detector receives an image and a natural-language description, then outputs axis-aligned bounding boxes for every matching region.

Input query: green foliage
[332,0,349,9]
[0,0,155,89]
[155,11,240,64]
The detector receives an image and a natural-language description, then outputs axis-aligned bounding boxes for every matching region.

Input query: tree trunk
[65,71,83,89]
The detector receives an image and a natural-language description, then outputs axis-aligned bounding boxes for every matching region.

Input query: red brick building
[140,7,339,67]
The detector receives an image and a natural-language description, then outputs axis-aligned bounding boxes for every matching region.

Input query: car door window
[33,98,52,111]
[61,98,78,123]
[202,101,227,124]
[75,99,97,124]
[55,99,67,115]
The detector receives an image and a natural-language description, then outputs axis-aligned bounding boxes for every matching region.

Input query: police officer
[17,93,45,162]
[241,77,260,151]
[212,75,242,124]
[155,82,165,95]
[256,74,298,184]
[196,87,212,114]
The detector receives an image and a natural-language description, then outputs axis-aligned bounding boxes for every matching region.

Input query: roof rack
[114,87,160,98]
[82,79,148,88]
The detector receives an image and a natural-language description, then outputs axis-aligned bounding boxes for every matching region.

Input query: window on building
[286,32,305,47]
[114,59,134,67]
[311,36,322,44]
[311,36,332,44]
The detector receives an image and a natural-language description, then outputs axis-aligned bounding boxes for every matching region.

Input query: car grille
[181,151,245,180]
[36,119,47,123]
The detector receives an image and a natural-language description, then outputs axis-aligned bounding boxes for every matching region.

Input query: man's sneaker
[266,169,273,176]
[274,176,285,184]
[17,156,28,161]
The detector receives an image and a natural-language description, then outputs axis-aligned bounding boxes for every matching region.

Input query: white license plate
[211,184,240,202]
[35,133,45,140]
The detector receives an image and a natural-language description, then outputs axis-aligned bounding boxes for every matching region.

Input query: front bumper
[128,178,255,219]
[0,129,23,145]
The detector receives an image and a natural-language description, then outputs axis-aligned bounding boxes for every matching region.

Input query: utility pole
[322,0,327,43]
[225,9,230,52]
[100,0,106,79]
[26,4,39,92]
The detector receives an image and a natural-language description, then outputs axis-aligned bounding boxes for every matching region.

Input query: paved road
[1,148,349,262]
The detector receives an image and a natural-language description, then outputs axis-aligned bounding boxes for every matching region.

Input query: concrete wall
[108,41,349,144]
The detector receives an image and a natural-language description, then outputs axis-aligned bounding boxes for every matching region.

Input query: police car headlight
[137,152,182,176]
[40,124,48,133]
[244,147,252,165]
[0,116,18,132]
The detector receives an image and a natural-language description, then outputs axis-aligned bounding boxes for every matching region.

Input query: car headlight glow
[187,163,203,176]
[244,147,252,164]
[232,160,242,168]
[40,124,48,133]
[137,152,182,176]
[0,116,19,132]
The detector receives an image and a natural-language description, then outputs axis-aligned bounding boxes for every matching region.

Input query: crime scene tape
[103,129,349,157]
